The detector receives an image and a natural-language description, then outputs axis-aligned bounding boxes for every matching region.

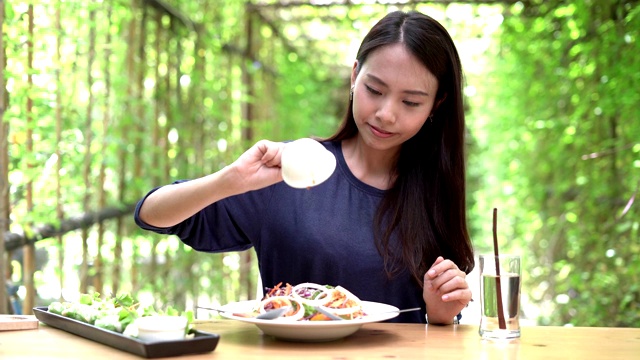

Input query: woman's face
[351,43,438,153]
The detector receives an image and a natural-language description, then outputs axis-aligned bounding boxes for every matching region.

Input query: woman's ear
[350,60,359,87]
[433,93,447,112]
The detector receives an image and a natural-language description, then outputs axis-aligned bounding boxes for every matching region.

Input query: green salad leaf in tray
[47,292,194,338]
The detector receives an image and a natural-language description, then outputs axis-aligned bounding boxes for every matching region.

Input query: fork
[315,306,422,320]
[197,305,291,320]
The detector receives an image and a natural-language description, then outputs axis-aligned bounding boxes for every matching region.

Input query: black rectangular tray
[33,307,220,358]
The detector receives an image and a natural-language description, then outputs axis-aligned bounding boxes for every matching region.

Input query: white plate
[219,300,399,342]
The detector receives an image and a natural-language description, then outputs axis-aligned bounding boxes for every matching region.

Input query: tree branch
[143,0,195,31]
[3,204,136,252]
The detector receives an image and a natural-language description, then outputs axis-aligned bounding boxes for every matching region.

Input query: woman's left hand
[423,256,472,324]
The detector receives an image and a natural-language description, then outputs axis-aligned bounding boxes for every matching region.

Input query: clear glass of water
[479,254,521,340]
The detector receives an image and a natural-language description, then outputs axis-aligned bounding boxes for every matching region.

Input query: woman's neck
[341,137,398,190]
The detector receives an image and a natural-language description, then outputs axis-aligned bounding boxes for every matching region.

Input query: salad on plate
[232,282,365,321]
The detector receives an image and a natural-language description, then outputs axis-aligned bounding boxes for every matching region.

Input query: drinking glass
[479,254,521,340]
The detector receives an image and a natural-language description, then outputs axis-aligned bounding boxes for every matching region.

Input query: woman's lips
[369,124,394,138]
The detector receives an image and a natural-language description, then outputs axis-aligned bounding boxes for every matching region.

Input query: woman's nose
[375,99,397,123]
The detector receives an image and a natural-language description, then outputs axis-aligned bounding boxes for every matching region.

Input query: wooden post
[240,4,255,300]
[54,0,65,302]
[114,0,141,297]
[96,2,113,295]
[0,0,9,315]
[22,3,36,316]
[80,1,96,295]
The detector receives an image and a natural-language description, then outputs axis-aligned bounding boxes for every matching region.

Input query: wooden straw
[492,208,507,329]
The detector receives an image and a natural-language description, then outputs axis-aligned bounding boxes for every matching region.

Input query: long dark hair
[325,11,474,284]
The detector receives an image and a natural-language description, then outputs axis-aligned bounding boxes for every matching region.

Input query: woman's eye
[363,84,420,107]
[365,85,381,95]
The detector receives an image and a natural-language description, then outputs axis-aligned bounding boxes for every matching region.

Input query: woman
[135,10,474,324]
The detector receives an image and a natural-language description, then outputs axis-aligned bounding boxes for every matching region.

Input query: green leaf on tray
[47,292,193,337]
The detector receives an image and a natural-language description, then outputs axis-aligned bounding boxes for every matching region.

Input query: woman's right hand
[228,140,285,192]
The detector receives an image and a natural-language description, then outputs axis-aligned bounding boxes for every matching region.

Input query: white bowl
[281,138,336,189]
[135,315,187,342]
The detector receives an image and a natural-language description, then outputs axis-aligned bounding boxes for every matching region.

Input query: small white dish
[281,138,336,189]
[135,315,187,342]
[219,300,399,342]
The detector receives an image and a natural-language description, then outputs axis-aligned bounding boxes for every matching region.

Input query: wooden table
[1,316,639,359]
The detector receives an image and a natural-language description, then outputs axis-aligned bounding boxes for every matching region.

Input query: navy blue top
[134,141,426,323]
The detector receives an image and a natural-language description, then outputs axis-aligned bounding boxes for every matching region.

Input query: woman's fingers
[441,287,473,304]
[424,257,469,303]
[426,258,461,282]
[435,273,467,294]
[232,140,286,190]
[255,140,285,167]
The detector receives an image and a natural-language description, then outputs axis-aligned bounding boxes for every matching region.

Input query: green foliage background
[3,0,638,327]
[467,1,640,326]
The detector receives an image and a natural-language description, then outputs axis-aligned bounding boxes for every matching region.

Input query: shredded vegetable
[253,282,365,321]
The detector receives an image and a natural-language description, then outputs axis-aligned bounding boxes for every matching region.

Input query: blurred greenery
[466,0,639,326]
[2,0,638,326]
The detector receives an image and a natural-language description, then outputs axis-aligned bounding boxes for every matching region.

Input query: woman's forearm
[138,139,286,228]
[138,166,243,228]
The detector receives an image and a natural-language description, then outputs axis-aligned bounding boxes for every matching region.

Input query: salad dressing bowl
[281,138,336,189]
[134,315,188,342]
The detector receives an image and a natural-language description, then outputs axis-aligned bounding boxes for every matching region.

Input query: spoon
[314,306,343,320]
[197,305,291,320]
[255,306,291,320]
[315,306,422,321]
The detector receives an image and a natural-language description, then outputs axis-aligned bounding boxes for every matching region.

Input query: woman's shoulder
[318,139,341,155]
